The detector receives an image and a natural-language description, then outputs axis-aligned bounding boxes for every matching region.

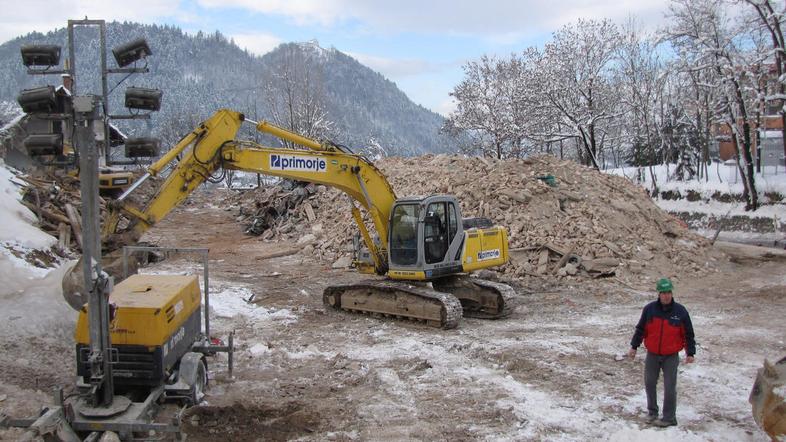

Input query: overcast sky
[1,0,672,115]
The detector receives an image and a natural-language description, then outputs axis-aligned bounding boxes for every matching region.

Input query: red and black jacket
[631,299,695,356]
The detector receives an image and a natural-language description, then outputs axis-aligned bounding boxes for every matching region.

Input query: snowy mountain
[0,23,452,156]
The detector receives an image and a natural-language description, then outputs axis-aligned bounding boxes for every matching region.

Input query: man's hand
[685,355,695,364]
[627,348,637,360]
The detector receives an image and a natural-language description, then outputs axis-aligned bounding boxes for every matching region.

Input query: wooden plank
[304,202,316,223]
[21,201,71,225]
[254,248,299,260]
[58,222,70,249]
[551,247,575,275]
[536,249,550,275]
[65,203,83,251]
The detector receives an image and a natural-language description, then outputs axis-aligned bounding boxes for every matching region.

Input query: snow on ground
[655,198,784,218]
[0,160,76,335]
[0,160,57,251]
[242,293,764,441]
[609,163,786,198]
[208,284,298,325]
[609,163,786,246]
[0,258,77,337]
[1,159,780,440]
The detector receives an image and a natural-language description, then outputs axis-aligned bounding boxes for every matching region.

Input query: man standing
[628,277,696,427]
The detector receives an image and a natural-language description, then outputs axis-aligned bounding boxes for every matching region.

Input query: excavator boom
[107,109,395,273]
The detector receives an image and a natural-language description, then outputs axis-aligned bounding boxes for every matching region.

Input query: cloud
[0,0,181,44]
[435,97,457,117]
[196,0,344,26]
[347,51,450,78]
[231,32,283,56]
[195,0,671,42]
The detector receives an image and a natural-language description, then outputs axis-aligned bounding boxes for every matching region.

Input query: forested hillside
[0,22,452,156]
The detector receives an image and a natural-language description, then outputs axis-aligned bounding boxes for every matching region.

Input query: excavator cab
[388,195,502,280]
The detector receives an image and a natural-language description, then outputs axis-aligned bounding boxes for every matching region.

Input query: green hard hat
[656,278,673,293]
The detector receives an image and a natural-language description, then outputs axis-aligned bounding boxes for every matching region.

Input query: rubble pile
[238,154,715,282]
[230,180,324,240]
[13,172,90,253]
[12,170,155,254]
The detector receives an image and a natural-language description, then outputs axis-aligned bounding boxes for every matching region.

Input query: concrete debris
[331,255,353,269]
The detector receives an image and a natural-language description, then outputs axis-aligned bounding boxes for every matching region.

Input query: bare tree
[262,43,333,147]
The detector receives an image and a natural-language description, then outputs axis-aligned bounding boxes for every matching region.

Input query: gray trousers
[644,351,679,422]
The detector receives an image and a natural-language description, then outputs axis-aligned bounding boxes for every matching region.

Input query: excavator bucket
[61,255,140,311]
[61,257,88,310]
[750,356,786,440]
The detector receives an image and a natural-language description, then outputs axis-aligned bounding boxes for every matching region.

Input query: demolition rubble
[231,154,715,285]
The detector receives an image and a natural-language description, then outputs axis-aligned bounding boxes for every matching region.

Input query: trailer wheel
[189,358,207,406]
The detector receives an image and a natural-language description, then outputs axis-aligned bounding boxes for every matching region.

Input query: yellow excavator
[97,109,515,329]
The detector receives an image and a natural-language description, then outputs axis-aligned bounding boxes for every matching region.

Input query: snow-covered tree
[444,55,521,159]
[533,19,623,169]
[666,0,761,209]
[741,0,786,163]
[615,20,668,180]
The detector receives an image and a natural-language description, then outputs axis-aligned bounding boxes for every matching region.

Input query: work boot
[653,418,677,427]
[645,414,658,424]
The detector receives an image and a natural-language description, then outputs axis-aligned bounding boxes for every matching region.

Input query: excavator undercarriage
[324,280,464,329]
[323,275,515,329]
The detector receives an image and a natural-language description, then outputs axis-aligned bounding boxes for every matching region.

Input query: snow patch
[0,160,57,249]
[209,285,298,325]
[0,258,78,338]
[608,426,706,441]
[609,163,786,196]
[281,348,334,360]
[249,343,271,355]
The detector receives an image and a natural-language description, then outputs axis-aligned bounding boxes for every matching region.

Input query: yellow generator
[75,274,208,404]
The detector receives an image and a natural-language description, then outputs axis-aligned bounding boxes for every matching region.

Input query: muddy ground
[1,187,784,441]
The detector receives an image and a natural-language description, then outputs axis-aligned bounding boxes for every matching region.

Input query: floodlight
[124,87,162,111]
[125,137,160,157]
[24,133,63,156]
[112,38,152,67]
[17,86,57,113]
[20,44,61,67]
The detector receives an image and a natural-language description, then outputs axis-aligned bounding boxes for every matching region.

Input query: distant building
[712,64,785,169]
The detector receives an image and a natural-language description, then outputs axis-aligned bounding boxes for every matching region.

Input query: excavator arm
[105,109,397,273]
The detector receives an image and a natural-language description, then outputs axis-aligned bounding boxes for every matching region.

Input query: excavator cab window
[448,203,458,242]
[390,204,419,266]
[425,202,449,264]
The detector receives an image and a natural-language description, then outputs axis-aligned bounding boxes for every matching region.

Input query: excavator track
[323,280,463,329]
[431,275,517,319]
